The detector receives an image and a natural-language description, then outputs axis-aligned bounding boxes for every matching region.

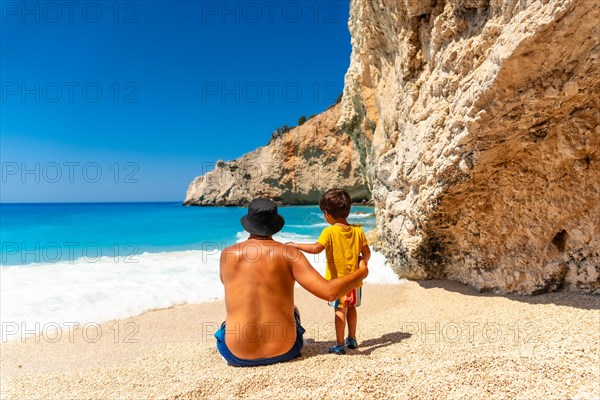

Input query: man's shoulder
[222,241,297,265]
[222,242,242,253]
[221,243,242,262]
[223,240,288,251]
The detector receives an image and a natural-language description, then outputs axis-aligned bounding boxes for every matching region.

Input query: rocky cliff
[340,0,600,293]
[183,104,370,206]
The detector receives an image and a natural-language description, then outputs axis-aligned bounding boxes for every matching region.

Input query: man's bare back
[220,239,298,358]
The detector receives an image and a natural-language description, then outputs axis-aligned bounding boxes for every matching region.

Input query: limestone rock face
[184,104,370,206]
[341,0,600,293]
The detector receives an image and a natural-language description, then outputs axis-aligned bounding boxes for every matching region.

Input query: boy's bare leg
[334,307,347,346]
[347,306,357,339]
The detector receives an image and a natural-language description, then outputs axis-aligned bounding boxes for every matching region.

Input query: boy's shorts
[329,287,362,309]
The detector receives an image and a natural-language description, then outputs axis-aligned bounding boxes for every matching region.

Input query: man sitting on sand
[214,198,368,367]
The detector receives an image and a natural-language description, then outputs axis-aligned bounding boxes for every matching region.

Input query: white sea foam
[348,212,375,219]
[303,249,403,284]
[0,250,222,341]
[1,242,402,341]
[304,211,373,220]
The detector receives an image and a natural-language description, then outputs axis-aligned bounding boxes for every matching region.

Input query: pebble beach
[1,280,598,400]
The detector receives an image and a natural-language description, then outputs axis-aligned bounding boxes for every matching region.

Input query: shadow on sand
[352,331,412,355]
[417,279,600,310]
[301,331,411,359]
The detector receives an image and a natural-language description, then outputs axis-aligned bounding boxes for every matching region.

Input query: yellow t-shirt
[317,225,367,285]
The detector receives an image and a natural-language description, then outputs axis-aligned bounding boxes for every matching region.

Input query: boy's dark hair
[319,188,352,219]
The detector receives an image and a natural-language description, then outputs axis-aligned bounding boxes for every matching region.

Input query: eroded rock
[340,0,600,293]
[184,104,370,206]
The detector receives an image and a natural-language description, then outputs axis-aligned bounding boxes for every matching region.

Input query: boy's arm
[286,242,325,254]
[361,244,371,264]
[288,247,368,301]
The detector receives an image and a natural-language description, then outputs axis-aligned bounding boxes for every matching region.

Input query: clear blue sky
[0,1,351,202]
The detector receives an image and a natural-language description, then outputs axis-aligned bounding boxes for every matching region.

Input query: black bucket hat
[241,198,285,236]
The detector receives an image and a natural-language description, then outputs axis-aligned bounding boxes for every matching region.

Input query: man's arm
[286,242,325,254]
[287,247,368,301]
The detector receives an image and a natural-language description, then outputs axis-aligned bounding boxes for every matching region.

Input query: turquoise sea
[0,202,400,340]
[0,202,376,265]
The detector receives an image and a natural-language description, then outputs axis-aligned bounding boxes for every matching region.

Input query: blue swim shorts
[214,310,305,367]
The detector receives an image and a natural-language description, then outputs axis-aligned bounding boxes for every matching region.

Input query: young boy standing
[287,189,371,354]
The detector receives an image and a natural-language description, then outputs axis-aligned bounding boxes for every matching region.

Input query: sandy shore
[1,280,598,400]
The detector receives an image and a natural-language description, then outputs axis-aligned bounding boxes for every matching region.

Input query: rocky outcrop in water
[183,104,370,206]
[340,0,600,293]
